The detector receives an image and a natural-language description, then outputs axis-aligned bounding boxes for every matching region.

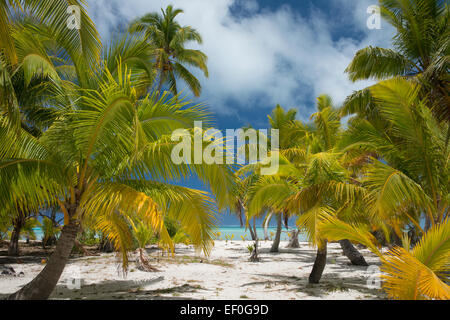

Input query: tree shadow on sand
[48,277,212,300]
[240,268,386,299]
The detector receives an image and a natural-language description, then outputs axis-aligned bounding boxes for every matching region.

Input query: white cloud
[87,0,395,120]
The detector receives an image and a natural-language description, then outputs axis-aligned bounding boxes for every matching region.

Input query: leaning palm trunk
[8,220,80,300]
[270,213,282,253]
[8,214,25,256]
[339,239,368,266]
[99,237,114,253]
[309,241,327,284]
[8,225,21,256]
[264,212,272,240]
[286,229,300,248]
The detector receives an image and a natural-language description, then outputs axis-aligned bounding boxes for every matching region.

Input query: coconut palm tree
[1,65,233,300]
[319,78,449,299]
[0,1,101,129]
[246,99,370,282]
[1,1,100,67]
[339,78,448,234]
[128,5,209,97]
[266,105,297,253]
[129,218,159,272]
[320,210,450,299]
[344,0,449,122]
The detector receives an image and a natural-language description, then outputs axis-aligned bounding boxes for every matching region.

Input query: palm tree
[0,4,101,256]
[319,78,449,299]
[266,105,297,253]
[0,1,101,128]
[340,79,448,234]
[320,210,450,299]
[129,218,159,272]
[129,5,209,97]
[247,99,370,282]
[1,65,233,300]
[344,0,449,122]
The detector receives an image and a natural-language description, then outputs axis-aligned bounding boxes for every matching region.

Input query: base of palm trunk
[309,244,327,284]
[8,221,79,300]
[339,239,368,266]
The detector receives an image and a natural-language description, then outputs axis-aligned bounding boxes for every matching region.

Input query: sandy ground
[0,241,386,300]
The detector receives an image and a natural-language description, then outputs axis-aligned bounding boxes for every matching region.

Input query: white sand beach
[0,241,386,300]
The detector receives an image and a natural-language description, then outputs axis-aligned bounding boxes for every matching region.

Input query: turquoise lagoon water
[212,226,307,242]
[31,226,307,242]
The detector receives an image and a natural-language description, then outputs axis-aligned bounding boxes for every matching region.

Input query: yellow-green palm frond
[134,131,235,211]
[12,22,60,85]
[297,205,333,248]
[340,87,376,118]
[381,246,450,300]
[23,0,101,71]
[128,218,154,249]
[83,181,174,269]
[363,160,431,222]
[247,176,297,216]
[304,151,346,185]
[0,1,20,65]
[121,180,217,256]
[94,209,135,271]
[319,212,382,256]
[103,34,156,93]
[345,46,415,82]
[411,218,450,276]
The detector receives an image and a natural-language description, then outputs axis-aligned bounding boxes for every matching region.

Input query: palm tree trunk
[157,69,166,95]
[252,217,257,240]
[8,225,21,256]
[286,229,300,248]
[270,213,282,253]
[8,220,80,300]
[248,218,257,241]
[8,216,24,256]
[309,241,327,284]
[264,212,272,240]
[339,239,368,266]
[99,237,114,253]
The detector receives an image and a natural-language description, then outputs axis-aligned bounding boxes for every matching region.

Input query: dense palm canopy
[344,0,449,122]
[0,0,448,301]
[129,5,209,97]
[0,1,233,300]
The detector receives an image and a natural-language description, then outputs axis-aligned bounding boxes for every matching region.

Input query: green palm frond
[346,46,416,81]
[319,212,382,255]
[364,160,431,221]
[128,5,208,97]
[121,180,217,255]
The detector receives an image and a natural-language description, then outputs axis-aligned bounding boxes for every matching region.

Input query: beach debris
[1,265,16,276]
[0,265,24,277]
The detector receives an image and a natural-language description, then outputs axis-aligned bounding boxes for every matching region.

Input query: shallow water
[31,226,307,241]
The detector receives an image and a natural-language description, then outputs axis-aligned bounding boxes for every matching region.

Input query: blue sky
[86,0,395,225]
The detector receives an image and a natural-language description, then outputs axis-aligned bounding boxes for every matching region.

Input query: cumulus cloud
[87,0,395,120]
